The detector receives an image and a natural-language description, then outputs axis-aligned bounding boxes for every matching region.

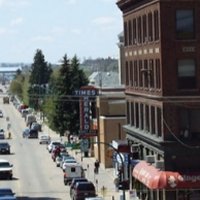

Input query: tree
[28,49,52,110]
[47,54,89,137]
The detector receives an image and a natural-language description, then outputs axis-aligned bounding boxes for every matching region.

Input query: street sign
[80,139,89,152]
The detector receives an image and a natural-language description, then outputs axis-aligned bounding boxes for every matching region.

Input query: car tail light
[64,172,67,177]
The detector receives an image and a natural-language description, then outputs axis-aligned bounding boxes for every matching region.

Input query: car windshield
[0,162,11,168]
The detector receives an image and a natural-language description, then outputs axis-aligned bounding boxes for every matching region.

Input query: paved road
[0,99,69,199]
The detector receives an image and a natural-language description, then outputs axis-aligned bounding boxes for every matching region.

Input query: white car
[39,133,51,144]
[62,158,77,171]
[47,141,61,153]
[0,159,13,179]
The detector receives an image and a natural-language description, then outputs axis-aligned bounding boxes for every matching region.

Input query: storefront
[132,161,200,200]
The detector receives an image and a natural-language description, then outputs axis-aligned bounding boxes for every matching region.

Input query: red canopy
[133,161,200,189]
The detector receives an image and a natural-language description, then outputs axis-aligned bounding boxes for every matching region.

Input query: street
[0,98,69,199]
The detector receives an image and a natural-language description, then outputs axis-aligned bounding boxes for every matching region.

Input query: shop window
[178,59,196,89]
[131,102,134,126]
[140,104,144,130]
[176,9,195,40]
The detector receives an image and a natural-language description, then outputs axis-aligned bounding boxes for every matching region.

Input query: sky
[0,0,123,64]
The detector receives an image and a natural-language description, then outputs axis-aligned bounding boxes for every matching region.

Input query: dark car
[0,159,13,180]
[69,177,88,198]
[0,142,10,154]
[0,188,15,196]
[71,181,96,200]
[28,129,38,138]
[0,188,16,200]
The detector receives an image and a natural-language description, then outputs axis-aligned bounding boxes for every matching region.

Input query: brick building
[117,0,200,199]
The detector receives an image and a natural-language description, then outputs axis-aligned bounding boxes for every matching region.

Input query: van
[63,163,85,185]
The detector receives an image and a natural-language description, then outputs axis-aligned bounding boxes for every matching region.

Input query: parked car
[31,122,42,132]
[70,177,88,197]
[0,111,3,118]
[71,181,96,200]
[39,133,51,144]
[47,141,61,153]
[0,130,5,140]
[0,159,13,179]
[63,163,85,185]
[55,152,69,167]
[0,188,16,199]
[22,128,30,138]
[59,155,75,169]
[62,158,77,171]
[0,142,10,154]
[27,129,38,138]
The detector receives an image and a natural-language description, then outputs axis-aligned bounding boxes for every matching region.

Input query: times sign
[74,88,98,136]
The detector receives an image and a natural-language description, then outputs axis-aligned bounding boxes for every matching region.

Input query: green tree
[28,49,52,110]
[47,54,89,136]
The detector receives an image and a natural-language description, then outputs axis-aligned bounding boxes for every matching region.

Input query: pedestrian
[94,159,100,174]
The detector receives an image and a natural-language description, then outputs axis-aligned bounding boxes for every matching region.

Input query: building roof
[89,71,122,88]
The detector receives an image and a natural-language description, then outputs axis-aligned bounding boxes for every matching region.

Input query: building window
[157,107,162,137]
[124,21,128,46]
[135,102,139,128]
[143,60,148,88]
[145,104,150,132]
[154,10,159,41]
[125,61,129,86]
[131,102,134,126]
[134,61,138,87]
[178,59,196,89]
[128,20,132,45]
[140,103,144,130]
[142,15,147,43]
[126,101,130,125]
[130,61,133,86]
[133,19,137,44]
[149,59,154,88]
[148,12,153,41]
[138,16,142,44]
[176,9,194,40]
[139,60,143,87]
[151,106,155,134]
[155,59,161,89]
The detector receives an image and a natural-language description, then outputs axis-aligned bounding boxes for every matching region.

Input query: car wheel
[64,180,67,185]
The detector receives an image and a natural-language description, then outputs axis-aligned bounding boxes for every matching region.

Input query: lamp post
[84,141,127,200]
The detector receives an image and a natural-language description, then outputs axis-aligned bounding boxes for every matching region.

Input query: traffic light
[118,180,130,190]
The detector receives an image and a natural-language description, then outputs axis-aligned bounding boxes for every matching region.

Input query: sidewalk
[42,123,130,200]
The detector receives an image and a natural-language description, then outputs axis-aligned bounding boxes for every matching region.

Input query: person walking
[94,159,100,174]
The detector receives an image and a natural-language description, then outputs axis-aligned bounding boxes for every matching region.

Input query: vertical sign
[74,86,98,137]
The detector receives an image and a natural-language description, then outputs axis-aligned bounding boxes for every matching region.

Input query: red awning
[133,161,200,189]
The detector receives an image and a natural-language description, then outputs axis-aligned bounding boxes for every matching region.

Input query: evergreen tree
[48,54,89,136]
[28,49,52,110]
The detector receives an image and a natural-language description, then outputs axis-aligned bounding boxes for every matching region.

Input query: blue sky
[0,0,123,63]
